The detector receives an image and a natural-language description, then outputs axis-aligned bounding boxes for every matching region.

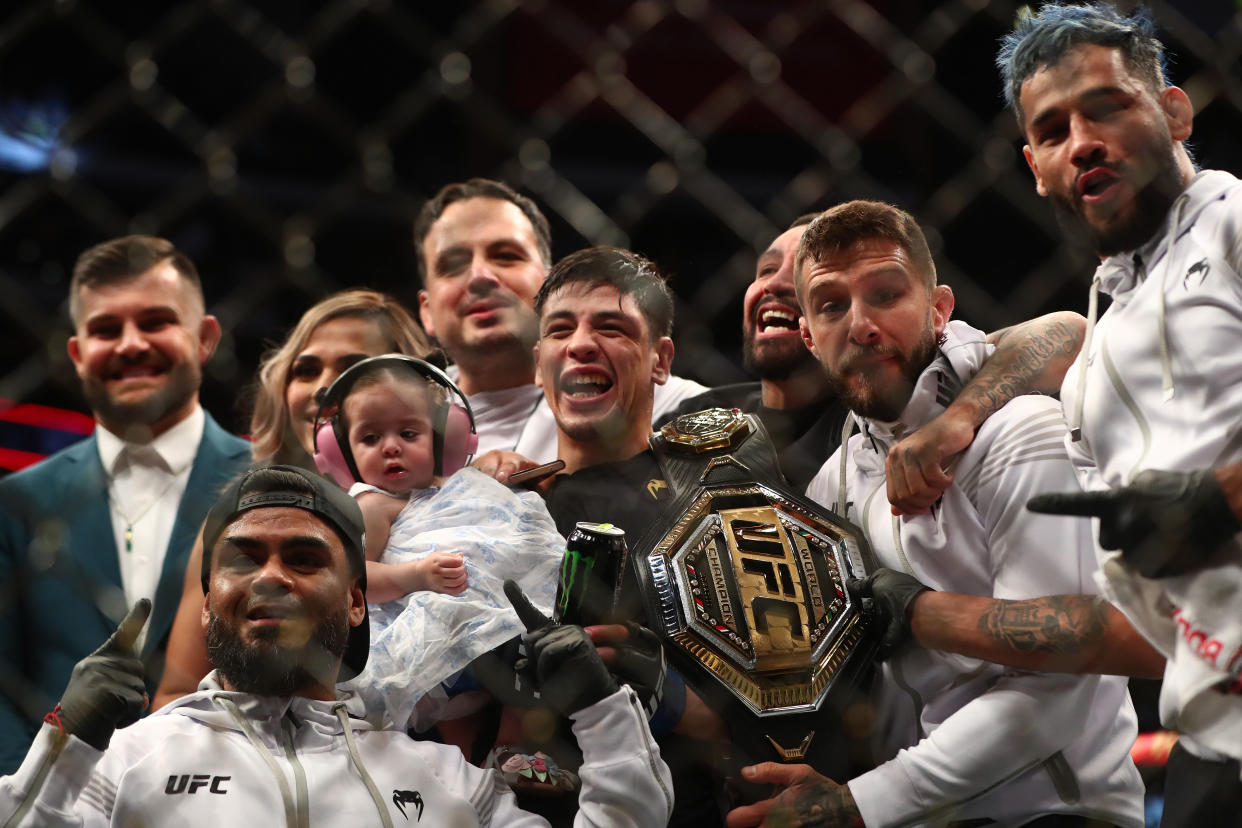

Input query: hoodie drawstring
[1156,193,1189,402]
[837,412,857,513]
[335,704,395,828]
[1069,191,1190,439]
[214,695,299,828]
[1068,276,1100,442]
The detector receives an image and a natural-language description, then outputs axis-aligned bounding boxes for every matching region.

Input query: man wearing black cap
[0,465,673,827]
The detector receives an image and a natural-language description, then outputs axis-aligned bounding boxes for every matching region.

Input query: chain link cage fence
[1,0,1238,444]
[0,0,1239,790]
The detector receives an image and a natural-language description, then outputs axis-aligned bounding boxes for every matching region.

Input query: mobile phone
[506,459,566,487]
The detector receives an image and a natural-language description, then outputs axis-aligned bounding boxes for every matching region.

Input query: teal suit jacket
[0,411,249,772]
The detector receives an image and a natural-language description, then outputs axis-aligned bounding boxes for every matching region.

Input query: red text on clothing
[1171,607,1223,667]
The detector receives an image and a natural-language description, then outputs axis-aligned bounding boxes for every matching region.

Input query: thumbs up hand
[55,599,151,750]
[505,580,618,716]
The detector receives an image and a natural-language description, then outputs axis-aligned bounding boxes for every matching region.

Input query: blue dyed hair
[997,3,1168,123]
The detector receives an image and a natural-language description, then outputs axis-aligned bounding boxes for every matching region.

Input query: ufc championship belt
[635,407,877,776]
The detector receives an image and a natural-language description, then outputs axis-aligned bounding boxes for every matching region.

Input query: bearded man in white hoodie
[727,199,1144,828]
[0,465,672,827]
[1002,4,1242,824]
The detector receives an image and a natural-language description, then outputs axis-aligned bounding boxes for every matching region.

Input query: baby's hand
[418,551,468,595]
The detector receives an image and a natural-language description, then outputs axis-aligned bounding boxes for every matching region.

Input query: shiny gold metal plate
[659,407,751,454]
[767,732,815,761]
[642,482,868,716]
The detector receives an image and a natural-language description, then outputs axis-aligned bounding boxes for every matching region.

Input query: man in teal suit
[0,236,250,772]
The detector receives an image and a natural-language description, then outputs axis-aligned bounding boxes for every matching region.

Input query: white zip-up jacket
[0,672,673,827]
[1060,169,1242,763]
[807,321,1143,828]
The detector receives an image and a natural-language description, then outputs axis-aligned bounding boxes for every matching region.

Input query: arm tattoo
[767,777,864,828]
[976,595,1109,655]
[967,320,1083,420]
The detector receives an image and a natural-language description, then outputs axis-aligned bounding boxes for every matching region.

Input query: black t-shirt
[662,382,849,492]
[541,449,672,626]
[542,449,671,541]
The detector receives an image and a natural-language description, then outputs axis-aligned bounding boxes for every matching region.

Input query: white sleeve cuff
[849,757,924,827]
[4,723,102,819]
[570,686,647,764]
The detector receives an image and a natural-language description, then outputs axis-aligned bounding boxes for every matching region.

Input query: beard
[206,606,349,697]
[1050,146,1185,257]
[81,357,200,436]
[824,324,940,422]
[743,328,819,381]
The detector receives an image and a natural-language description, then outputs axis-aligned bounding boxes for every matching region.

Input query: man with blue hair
[998,3,1196,257]
[1001,4,1242,824]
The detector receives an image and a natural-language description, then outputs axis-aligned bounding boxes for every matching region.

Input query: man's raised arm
[0,600,150,828]
[501,581,674,828]
[886,311,1084,514]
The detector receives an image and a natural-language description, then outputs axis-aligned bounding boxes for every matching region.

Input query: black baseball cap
[201,465,370,681]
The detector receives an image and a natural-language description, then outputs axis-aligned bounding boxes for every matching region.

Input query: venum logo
[393,789,424,821]
[1183,258,1210,289]
[165,774,229,794]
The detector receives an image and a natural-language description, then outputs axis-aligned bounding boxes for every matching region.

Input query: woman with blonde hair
[152,289,437,709]
[248,289,438,467]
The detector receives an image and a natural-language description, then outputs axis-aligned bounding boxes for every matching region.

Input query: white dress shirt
[96,406,204,648]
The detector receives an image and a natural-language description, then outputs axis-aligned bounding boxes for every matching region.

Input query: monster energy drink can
[555,522,629,626]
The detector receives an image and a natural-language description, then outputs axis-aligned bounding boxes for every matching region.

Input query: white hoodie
[0,672,673,827]
[1059,169,1242,763]
[807,321,1143,828]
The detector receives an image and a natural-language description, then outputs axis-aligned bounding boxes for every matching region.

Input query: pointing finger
[1027,490,1116,517]
[504,579,552,632]
[108,598,152,655]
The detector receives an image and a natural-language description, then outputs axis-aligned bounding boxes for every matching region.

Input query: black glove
[56,599,151,750]
[608,622,666,719]
[504,580,619,716]
[848,569,931,660]
[1028,469,1240,579]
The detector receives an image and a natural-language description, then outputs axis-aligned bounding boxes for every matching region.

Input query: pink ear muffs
[313,417,358,489]
[310,354,478,486]
[439,402,479,477]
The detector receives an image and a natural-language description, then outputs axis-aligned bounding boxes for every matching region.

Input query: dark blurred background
[1,0,1239,467]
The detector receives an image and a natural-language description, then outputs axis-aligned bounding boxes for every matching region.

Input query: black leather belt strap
[650,408,785,498]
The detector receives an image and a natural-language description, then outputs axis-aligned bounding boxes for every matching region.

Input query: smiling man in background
[0,235,250,774]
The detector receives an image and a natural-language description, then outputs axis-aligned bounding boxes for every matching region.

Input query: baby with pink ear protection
[340,367,470,602]
[314,356,563,733]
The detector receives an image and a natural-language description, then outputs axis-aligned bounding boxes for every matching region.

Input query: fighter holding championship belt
[540,402,879,824]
